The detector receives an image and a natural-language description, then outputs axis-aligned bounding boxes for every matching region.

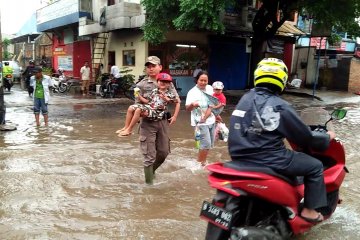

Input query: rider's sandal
[300,213,324,223]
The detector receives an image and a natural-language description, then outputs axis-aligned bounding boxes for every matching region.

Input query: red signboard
[337,42,346,51]
[310,37,327,49]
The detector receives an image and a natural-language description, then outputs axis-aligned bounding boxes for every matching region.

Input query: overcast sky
[0,0,43,35]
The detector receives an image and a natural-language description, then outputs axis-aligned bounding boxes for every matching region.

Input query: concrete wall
[106,30,147,78]
[79,0,145,36]
[292,47,317,86]
[348,58,360,93]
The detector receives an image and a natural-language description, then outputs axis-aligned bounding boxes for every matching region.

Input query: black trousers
[276,151,327,210]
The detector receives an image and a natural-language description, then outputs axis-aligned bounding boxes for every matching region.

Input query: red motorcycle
[200,109,347,240]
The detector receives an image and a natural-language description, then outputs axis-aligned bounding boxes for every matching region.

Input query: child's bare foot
[115,127,126,134]
[118,130,132,137]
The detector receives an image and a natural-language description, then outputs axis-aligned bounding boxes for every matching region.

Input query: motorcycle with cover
[200,108,348,240]
[3,73,13,91]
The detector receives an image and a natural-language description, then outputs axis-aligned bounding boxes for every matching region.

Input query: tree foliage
[142,0,360,44]
[299,0,360,38]
[2,38,12,60]
[141,0,234,44]
[141,0,182,44]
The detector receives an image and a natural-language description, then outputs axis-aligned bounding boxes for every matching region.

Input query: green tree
[142,0,360,86]
[2,38,11,60]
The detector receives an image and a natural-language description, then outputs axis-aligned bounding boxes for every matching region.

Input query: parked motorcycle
[200,109,348,240]
[3,73,14,91]
[99,73,136,100]
[99,74,116,98]
[58,78,81,94]
[51,68,67,93]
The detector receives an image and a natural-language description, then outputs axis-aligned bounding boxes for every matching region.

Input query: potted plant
[120,67,136,90]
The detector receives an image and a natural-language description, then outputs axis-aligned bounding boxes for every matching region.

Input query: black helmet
[4,62,9,66]
[29,60,35,64]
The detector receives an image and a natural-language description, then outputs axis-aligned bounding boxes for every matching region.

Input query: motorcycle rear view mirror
[331,109,347,120]
[325,109,347,128]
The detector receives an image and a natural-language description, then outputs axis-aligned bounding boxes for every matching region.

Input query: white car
[2,60,22,81]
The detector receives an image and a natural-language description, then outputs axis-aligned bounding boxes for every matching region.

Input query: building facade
[33,0,311,95]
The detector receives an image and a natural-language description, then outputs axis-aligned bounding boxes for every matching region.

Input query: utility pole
[0,10,16,130]
[0,9,5,125]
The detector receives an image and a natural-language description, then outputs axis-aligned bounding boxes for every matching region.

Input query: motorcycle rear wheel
[205,194,291,240]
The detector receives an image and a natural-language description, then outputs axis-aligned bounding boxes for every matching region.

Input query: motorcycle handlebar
[309,125,327,132]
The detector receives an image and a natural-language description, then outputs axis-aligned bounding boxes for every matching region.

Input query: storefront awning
[276,21,306,37]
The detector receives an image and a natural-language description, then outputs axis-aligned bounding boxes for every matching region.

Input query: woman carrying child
[185,71,216,166]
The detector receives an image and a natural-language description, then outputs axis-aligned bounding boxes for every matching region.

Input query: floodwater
[1,86,360,239]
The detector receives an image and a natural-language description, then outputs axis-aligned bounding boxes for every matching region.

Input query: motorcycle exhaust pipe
[230,226,283,240]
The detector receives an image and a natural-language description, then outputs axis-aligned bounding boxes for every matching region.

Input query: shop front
[149,42,208,97]
[52,35,91,79]
[148,31,209,97]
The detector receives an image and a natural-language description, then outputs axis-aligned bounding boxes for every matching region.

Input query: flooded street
[1,86,360,239]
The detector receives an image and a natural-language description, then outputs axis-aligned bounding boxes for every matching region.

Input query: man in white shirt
[192,62,203,79]
[110,63,121,79]
[80,61,91,95]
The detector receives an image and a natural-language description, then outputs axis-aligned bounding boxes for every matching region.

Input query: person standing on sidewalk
[30,66,54,126]
[80,61,91,96]
[192,62,203,80]
[136,56,181,184]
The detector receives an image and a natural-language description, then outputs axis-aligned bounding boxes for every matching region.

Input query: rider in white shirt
[110,64,121,79]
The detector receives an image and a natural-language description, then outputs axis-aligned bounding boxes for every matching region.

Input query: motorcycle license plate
[200,201,233,230]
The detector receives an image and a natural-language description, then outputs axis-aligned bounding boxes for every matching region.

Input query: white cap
[212,81,224,90]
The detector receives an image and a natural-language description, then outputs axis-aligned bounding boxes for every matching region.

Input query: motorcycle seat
[223,161,303,186]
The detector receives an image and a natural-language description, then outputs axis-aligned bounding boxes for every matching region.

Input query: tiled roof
[277,21,306,36]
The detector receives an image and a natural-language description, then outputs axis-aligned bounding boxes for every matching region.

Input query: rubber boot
[144,165,154,185]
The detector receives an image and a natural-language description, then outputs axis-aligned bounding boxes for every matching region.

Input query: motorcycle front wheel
[124,89,135,101]
[58,84,68,93]
[99,85,106,98]
[109,85,116,98]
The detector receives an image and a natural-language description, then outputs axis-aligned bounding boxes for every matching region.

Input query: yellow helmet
[254,58,288,92]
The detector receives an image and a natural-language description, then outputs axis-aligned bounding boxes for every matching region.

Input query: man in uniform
[136,56,181,184]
